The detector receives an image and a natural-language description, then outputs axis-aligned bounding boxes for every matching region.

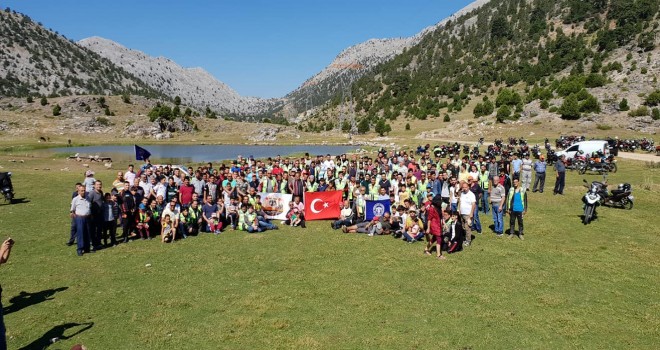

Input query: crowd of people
[69,144,570,259]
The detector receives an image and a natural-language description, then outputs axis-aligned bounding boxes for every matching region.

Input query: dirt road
[616,151,659,163]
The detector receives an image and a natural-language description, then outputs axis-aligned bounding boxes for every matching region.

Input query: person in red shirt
[178,177,194,208]
[425,196,445,260]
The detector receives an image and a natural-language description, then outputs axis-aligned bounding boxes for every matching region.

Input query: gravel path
[616,151,659,163]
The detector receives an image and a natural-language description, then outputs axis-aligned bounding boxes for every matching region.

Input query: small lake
[50,144,357,163]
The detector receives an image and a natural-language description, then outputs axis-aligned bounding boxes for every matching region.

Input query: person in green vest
[507,178,528,240]
[243,205,262,233]
[479,164,490,214]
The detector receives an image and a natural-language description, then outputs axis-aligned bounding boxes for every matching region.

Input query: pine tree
[174,96,182,106]
[559,95,581,120]
[52,104,61,116]
[618,98,629,111]
[40,96,48,106]
[357,119,370,134]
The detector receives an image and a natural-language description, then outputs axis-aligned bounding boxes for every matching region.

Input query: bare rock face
[79,37,279,116]
[248,126,280,142]
[626,116,659,134]
[156,118,195,133]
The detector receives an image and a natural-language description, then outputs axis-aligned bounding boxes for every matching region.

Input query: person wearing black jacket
[87,180,104,251]
[121,186,137,243]
[443,211,465,254]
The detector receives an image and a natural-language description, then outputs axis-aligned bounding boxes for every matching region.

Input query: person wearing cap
[553,155,566,195]
[532,155,547,193]
[83,169,96,193]
[70,186,91,256]
[135,203,150,240]
[521,153,533,191]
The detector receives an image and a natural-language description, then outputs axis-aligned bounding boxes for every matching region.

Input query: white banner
[258,192,292,220]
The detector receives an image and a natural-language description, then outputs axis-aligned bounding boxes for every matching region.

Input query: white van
[556,140,610,159]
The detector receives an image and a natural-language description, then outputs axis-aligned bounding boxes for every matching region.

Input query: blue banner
[134,145,152,161]
[366,199,390,221]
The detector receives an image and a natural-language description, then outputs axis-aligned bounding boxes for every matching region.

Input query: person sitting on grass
[161,214,174,243]
[403,209,424,243]
[290,208,302,227]
[209,213,223,234]
[178,206,193,239]
[331,200,353,230]
[443,211,465,254]
[241,205,262,233]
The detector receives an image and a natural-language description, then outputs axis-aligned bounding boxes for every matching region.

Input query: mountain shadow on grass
[3,287,68,315]
[18,322,93,350]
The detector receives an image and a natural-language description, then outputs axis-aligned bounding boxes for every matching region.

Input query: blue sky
[3,0,473,98]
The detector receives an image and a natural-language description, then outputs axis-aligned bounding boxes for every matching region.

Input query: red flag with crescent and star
[303,190,343,221]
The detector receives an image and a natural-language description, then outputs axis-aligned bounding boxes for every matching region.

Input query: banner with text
[258,192,292,220]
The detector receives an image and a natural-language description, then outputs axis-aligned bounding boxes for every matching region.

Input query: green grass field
[0,156,658,349]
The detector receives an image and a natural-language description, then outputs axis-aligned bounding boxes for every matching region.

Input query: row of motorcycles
[582,179,634,224]
[615,138,655,153]
[0,172,14,203]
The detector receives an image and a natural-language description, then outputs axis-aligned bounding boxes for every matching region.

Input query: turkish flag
[304,191,343,221]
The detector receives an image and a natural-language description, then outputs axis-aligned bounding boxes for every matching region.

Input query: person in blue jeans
[478,165,490,214]
[553,155,566,195]
[507,178,528,240]
[468,177,483,234]
[489,175,507,236]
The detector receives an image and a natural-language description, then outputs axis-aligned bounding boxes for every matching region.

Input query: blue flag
[366,199,390,221]
[134,145,152,161]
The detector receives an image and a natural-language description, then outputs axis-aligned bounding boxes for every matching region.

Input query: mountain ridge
[78,36,279,116]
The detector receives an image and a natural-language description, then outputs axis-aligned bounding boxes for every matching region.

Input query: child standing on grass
[161,214,173,243]
[425,196,445,260]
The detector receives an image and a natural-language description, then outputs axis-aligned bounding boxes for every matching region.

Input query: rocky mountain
[0,9,161,98]
[79,37,279,116]
[281,0,493,117]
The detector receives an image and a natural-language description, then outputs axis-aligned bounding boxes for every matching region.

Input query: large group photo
[1,0,660,349]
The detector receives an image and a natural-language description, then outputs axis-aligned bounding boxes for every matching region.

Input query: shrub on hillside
[52,104,61,116]
[619,98,630,111]
[645,90,660,106]
[628,106,649,117]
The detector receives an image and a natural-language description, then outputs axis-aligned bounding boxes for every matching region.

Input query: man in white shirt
[153,176,167,200]
[124,165,136,185]
[458,181,476,245]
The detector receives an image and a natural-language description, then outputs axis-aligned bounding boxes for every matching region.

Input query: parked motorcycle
[601,183,634,210]
[582,179,604,224]
[578,155,617,174]
[0,172,14,203]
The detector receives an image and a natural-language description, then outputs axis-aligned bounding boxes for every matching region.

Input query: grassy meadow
[0,154,658,349]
